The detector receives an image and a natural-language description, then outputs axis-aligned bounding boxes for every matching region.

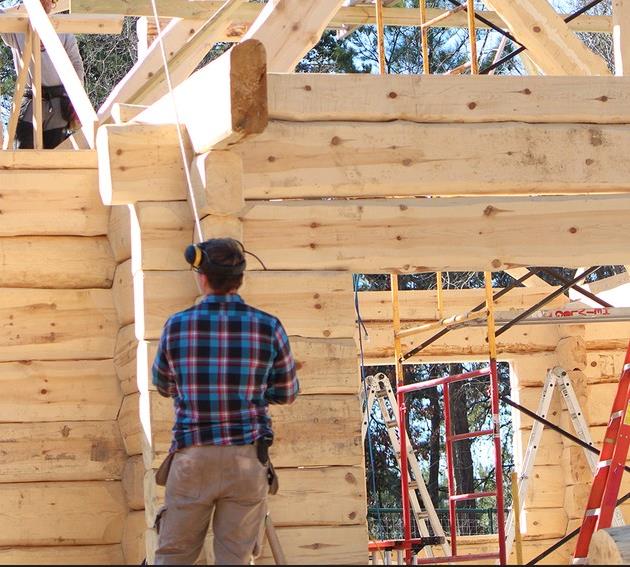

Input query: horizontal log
[0,236,115,288]
[515,429,563,468]
[361,321,563,363]
[0,421,126,482]
[239,196,630,271]
[585,350,628,384]
[72,1,612,33]
[0,13,123,34]
[0,359,121,421]
[521,508,568,539]
[136,39,268,154]
[114,325,157,395]
[270,466,366,527]
[291,337,358,395]
[524,465,566,509]
[239,121,630,199]
[256,524,367,565]
[136,270,355,340]
[108,205,132,263]
[586,382,620,426]
[0,150,97,169]
[0,545,124,565]
[0,481,127,546]
[113,259,134,326]
[0,289,118,361]
[268,74,630,124]
[589,526,630,565]
[0,170,107,237]
[359,287,565,322]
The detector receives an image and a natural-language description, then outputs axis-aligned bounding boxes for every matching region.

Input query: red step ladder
[397,365,507,565]
[573,340,630,563]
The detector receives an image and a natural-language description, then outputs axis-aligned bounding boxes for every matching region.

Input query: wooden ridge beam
[266,74,630,124]
[237,120,630,199]
[483,0,611,76]
[242,0,346,72]
[71,1,613,34]
[135,39,268,154]
[0,13,123,34]
[234,195,630,272]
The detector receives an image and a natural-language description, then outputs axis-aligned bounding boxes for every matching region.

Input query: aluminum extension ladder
[505,366,625,561]
[362,373,450,559]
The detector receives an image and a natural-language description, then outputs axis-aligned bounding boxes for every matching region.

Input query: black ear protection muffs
[184,239,246,276]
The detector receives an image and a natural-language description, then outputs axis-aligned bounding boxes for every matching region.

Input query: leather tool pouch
[256,437,279,495]
[155,451,175,487]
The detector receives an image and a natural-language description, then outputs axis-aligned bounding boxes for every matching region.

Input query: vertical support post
[511,471,523,565]
[613,0,630,76]
[436,272,444,320]
[376,0,387,74]
[392,274,411,564]
[31,30,43,149]
[443,382,457,556]
[418,0,430,74]
[466,0,478,74]
[484,271,507,565]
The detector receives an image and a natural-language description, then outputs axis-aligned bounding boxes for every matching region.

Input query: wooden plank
[256,524,367,565]
[241,271,355,339]
[0,236,115,288]
[267,74,630,124]
[291,337,358,395]
[483,0,610,76]
[71,1,613,33]
[0,13,123,34]
[0,170,106,237]
[269,466,366,527]
[242,0,345,73]
[0,289,118,362]
[0,359,121,422]
[0,545,125,565]
[614,0,630,76]
[0,421,126,482]
[358,287,565,322]
[521,508,568,539]
[23,0,98,145]
[0,481,127,546]
[240,196,630,272]
[269,395,362,467]
[238,120,630,199]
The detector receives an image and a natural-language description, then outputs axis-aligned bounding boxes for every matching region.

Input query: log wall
[0,152,128,564]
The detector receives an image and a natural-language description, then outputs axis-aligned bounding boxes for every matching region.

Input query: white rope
[147,0,205,244]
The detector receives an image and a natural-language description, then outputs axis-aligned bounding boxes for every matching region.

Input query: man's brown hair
[200,238,246,294]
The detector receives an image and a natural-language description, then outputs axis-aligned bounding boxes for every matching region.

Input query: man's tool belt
[256,436,279,495]
[24,85,67,99]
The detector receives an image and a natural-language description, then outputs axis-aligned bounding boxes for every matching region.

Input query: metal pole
[534,267,612,308]
[443,382,458,557]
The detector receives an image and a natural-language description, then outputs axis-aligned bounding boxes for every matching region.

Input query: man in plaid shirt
[152,238,299,565]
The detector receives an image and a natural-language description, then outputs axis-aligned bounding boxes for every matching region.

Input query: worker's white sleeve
[62,34,84,84]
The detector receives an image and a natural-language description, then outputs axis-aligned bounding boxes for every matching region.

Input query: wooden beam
[71,1,613,34]
[0,149,97,169]
[135,39,268,154]
[483,0,610,76]
[239,120,630,199]
[0,13,124,34]
[0,359,122,422]
[242,0,346,72]
[0,546,125,565]
[266,74,630,124]
[23,0,98,145]
[0,236,115,288]
[613,0,630,76]
[236,195,630,272]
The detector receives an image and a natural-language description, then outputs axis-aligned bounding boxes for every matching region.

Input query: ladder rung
[415,552,500,565]
[384,419,397,428]
[448,429,493,443]
[450,491,496,502]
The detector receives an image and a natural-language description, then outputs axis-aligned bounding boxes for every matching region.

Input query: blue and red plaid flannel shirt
[152,294,299,450]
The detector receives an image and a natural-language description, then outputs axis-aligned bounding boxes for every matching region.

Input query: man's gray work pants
[154,444,269,565]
